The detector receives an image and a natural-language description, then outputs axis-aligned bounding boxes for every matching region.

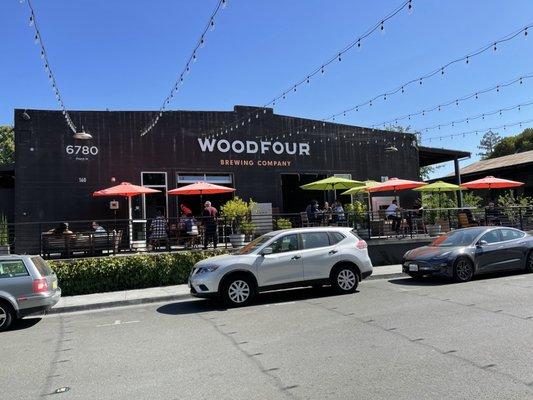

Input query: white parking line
[97,320,140,327]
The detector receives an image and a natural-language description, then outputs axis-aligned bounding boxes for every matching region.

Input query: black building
[8,106,468,252]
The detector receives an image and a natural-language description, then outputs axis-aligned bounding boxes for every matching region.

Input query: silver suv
[0,255,61,331]
[189,227,373,306]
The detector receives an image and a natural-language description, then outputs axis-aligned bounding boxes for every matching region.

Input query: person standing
[305,200,320,223]
[202,201,218,249]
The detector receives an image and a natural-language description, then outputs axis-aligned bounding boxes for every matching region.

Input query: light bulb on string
[493,42,497,51]
[525,27,528,37]
[306,76,310,84]
[200,37,205,47]
[40,50,44,59]
[496,85,500,92]
[380,20,385,34]
[338,53,342,62]
[210,19,215,31]
[221,0,227,8]
[29,15,34,26]
[441,67,444,75]
[192,53,197,62]
[321,66,325,74]
[419,78,423,85]
[466,56,469,64]
[408,0,413,13]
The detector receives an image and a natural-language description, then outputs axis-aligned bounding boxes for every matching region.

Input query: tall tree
[477,130,501,159]
[0,126,14,165]
[487,127,533,159]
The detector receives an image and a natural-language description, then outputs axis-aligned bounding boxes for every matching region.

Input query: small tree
[220,197,255,234]
[0,126,15,165]
[477,130,501,159]
[0,214,8,246]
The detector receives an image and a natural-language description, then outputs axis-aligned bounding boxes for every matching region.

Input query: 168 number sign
[65,145,99,156]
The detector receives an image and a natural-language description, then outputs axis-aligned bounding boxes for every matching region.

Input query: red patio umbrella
[367,177,427,193]
[93,182,161,247]
[460,176,524,190]
[168,181,236,207]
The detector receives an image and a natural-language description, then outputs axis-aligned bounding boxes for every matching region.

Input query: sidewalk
[49,264,404,314]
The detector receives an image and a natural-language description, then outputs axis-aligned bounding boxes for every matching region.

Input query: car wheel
[332,266,359,293]
[0,301,14,332]
[526,251,533,273]
[221,275,255,307]
[453,257,474,283]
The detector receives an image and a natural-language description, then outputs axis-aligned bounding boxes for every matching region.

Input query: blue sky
[2,0,533,177]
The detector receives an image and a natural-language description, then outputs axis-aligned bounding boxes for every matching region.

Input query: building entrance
[281,173,327,213]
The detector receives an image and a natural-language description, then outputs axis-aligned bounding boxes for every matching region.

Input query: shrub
[0,214,8,246]
[275,218,292,230]
[49,249,228,296]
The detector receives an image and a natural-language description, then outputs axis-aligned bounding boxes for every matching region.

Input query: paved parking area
[2,272,533,399]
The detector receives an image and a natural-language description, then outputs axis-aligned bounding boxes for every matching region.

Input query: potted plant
[346,200,369,238]
[221,197,255,247]
[0,213,9,255]
[275,218,292,230]
[422,193,441,237]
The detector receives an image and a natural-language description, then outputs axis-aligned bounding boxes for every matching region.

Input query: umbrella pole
[128,196,133,250]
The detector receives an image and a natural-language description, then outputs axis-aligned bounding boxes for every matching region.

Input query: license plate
[408,264,419,272]
[52,281,58,289]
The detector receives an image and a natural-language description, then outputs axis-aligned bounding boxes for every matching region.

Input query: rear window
[0,260,29,278]
[328,232,346,245]
[500,229,525,241]
[31,256,54,276]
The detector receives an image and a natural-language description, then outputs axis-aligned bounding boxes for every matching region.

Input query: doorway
[281,174,327,213]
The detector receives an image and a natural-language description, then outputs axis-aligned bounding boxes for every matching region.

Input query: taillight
[356,240,367,249]
[33,278,49,293]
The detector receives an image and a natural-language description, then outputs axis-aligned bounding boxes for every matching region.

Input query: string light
[416,100,533,135]
[24,0,77,133]
[140,0,227,136]
[423,118,533,143]
[205,0,413,138]
[371,73,533,128]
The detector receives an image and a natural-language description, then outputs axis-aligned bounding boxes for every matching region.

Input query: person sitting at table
[485,201,502,225]
[305,200,321,223]
[323,201,333,223]
[332,201,345,222]
[91,221,107,237]
[48,222,73,236]
[385,200,403,234]
[183,213,199,247]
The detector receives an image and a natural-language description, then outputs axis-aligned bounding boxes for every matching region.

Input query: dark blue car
[403,227,533,282]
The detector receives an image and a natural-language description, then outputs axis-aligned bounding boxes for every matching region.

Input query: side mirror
[261,247,273,256]
[477,239,488,247]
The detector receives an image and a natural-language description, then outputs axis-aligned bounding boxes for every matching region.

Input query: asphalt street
[3,272,533,400]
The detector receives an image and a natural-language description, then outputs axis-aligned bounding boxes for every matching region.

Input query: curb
[48,292,191,315]
[49,271,406,315]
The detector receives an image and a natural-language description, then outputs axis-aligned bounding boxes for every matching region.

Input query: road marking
[263,301,295,307]
[96,320,140,327]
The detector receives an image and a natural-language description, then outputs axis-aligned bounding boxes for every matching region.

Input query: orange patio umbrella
[93,182,161,247]
[168,181,236,207]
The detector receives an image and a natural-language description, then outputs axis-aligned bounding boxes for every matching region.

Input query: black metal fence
[1,206,532,259]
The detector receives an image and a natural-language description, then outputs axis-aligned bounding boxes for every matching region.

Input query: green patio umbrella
[413,180,463,208]
[341,180,379,212]
[300,176,364,200]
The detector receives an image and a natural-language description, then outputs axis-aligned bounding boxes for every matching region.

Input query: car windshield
[237,234,274,255]
[430,230,480,247]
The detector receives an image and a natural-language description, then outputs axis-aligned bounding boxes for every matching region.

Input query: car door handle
[329,250,338,255]
[291,255,301,260]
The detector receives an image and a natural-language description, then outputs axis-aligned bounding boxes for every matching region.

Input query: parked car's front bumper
[402,260,453,277]
[189,272,219,298]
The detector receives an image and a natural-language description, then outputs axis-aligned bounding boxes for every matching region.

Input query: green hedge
[50,250,228,296]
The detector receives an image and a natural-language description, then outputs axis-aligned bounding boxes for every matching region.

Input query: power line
[140,0,227,136]
[371,73,533,129]
[25,0,77,133]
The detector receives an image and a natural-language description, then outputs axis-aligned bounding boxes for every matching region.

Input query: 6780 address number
[66,145,99,156]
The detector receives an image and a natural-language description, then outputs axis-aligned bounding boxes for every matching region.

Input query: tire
[0,301,14,332]
[331,265,359,293]
[220,274,256,307]
[525,251,533,273]
[453,257,474,283]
